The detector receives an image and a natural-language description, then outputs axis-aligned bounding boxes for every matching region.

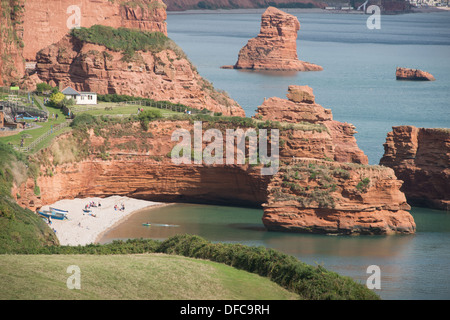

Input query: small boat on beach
[83,209,92,213]
[50,207,68,214]
[37,210,66,220]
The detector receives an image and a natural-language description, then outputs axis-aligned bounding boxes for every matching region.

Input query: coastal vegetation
[5,234,379,300]
[0,142,59,252]
[70,25,187,60]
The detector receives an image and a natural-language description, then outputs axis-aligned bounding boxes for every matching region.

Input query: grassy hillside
[0,142,59,253]
[8,235,379,300]
[0,254,299,300]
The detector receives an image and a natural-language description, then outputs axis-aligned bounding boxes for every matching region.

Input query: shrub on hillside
[138,109,162,131]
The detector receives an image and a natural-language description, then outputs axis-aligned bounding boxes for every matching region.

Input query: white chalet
[61,86,97,105]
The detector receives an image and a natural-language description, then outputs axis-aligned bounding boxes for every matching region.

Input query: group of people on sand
[114,203,125,211]
[85,201,101,210]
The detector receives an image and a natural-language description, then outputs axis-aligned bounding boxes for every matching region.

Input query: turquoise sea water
[100,204,450,300]
[166,10,450,164]
[102,10,450,300]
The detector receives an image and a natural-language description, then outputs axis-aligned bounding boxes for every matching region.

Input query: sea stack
[396,67,435,81]
[254,85,368,164]
[380,126,449,211]
[221,7,322,71]
[256,85,415,235]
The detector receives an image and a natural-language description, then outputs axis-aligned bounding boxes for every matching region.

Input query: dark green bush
[155,234,379,300]
[70,113,98,129]
[138,109,163,131]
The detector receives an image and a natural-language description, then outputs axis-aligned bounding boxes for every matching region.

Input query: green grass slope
[0,254,299,300]
[0,142,59,253]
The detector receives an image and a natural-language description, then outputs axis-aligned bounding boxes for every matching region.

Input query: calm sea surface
[102,11,450,300]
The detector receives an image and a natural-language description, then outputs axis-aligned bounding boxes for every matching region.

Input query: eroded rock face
[14,119,415,235]
[13,119,330,210]
[254,85,368,164]
[0,0,26,85]
[33,35,245,116]
[396,67,435,81]
[22,0,168,61]
[2,0,168,85]
[380,126,450,210]
[222,7,322,71]
[262,158,415,235]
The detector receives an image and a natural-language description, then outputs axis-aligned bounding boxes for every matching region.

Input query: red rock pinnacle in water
[222,7,323,71]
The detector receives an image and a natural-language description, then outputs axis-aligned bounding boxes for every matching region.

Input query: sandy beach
[40,196,167,246]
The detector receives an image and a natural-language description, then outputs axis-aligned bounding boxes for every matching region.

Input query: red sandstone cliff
[13,110,414,235]
[254,85,368,164]
[380,126,450,211]
[0,0,26,85]
[22,0,167,62]
[1,0,168,86]
[13,118,331,209]
[32,34,244,116]
[222,7,322,71]
[396,67,435,81]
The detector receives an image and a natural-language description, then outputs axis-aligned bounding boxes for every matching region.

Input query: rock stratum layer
[32,33,244,116]
[254,85,368,164]
[14,90,415,235]
[222,7,322,71]
[1,0,168,84]
[380,126,450,211]
[396,67,435,81]
[22,0,168,62]
[0,0,26,85]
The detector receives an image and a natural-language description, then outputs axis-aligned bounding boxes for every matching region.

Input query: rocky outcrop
[253,86,414,234]
[254,85,368,164]
[396,67,435,81]
[380,126,450,211]
[22,0,167,62]
[14,105,414,235]
[13,119,330,210]
[33,34,245,116]
[262,158,415,235]
[1,0,168,86]
[221,7,322,71]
